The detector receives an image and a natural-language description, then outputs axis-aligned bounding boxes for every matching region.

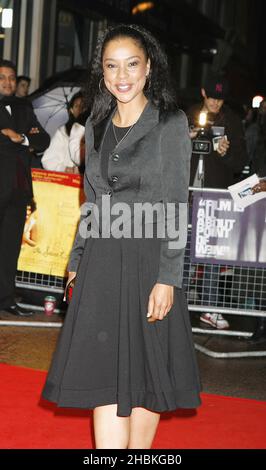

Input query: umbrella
[30,67,88,137]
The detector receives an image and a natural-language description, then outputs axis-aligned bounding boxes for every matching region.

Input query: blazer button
[111,175,118,183]
[112,153,119,162]
[106,189,113,196]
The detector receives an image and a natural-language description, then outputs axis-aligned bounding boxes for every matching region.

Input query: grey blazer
[68,100,192,288]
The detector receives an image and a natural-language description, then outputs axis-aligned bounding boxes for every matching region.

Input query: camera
[191,131,211,155]
[190,113,213,155]
[192,139,211,155]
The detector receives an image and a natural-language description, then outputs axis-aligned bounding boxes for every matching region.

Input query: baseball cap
[203,74,229,100]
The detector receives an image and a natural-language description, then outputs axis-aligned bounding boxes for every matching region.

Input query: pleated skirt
[42,235,201,417]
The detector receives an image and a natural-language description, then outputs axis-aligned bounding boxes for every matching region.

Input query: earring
[98,77,105,94]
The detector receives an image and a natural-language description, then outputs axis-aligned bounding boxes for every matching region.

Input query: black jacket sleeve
[156,110,191,287]
[67,118,96,272]
[25,105,50,153]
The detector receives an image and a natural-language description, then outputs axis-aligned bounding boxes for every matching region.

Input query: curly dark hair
[86,24,178,125]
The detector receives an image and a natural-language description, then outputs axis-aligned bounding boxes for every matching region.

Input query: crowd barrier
[184,187,266,358]
[2,180,266,358]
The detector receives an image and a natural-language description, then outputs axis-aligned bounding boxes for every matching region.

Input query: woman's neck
[113,95,148,127]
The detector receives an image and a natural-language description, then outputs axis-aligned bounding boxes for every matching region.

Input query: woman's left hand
[147,283,174,323]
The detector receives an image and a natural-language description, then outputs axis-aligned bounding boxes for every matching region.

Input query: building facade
[1,0,265,104]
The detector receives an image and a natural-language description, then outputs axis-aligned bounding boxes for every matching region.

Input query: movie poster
[18,170,85,277]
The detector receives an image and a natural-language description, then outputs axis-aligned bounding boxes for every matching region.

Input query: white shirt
[41,125,76,172]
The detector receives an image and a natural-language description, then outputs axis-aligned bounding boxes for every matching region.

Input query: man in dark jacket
[0,59,50,315]
[186,74,248,329]
[187,74,248,188]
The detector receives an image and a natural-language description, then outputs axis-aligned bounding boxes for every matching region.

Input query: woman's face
[102,36,150,104]
[70,97,84,119]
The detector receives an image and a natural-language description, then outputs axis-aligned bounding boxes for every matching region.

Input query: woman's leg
[128,407,160,449]
[93,404,130,449]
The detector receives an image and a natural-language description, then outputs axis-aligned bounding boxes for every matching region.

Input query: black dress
[42,123,202,417]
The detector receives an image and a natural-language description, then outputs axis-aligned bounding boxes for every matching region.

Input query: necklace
[112,121,135,147]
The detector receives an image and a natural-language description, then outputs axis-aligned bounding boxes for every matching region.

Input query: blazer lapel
[93,108,116,152]
[8,103,23,129]
[116,101,159,152]
[0,105,15,127]
[91,101,160,190]
[93,100,160,153]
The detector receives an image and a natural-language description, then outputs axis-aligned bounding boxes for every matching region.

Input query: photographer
[187,74,247,189]
[186,74,248,329]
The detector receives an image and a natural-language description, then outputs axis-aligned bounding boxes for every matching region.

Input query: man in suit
[0,59,50,315]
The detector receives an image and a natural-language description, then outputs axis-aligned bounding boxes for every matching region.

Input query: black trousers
[0,195,27,309]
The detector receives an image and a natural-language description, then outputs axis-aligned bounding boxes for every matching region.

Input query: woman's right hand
[63,271,76,301]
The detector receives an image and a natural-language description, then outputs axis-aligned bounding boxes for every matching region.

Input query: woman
[42,24,201,449]
[41,92,84,173]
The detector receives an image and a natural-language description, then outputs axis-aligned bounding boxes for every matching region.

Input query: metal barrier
[16,270,64,294]
[14,270,65,327]
[183,187,266,358]
[2,187,266,358]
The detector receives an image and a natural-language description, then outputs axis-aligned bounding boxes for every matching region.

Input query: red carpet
[0,363,265,449]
